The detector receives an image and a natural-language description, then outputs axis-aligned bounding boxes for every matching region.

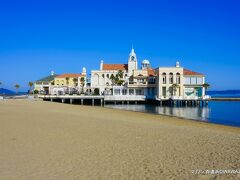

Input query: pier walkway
[38,95,210,107]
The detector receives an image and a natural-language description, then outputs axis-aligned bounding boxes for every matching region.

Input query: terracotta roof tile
[183,69,203,76]
[147,68,156,76]
[103,64,128,71]
[56,74,85,78]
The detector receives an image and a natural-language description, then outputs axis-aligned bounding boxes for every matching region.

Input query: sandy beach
[0,100,239,180]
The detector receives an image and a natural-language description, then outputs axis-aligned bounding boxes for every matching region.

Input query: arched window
[169,73,173,84]
[106,74,109,78]
[102,74,105,78]
[162,73,166,84]
[176,73,180,84]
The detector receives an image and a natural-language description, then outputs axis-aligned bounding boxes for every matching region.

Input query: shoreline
[103,105,240,130]
[0,99,240,179]
[101,104,240,133]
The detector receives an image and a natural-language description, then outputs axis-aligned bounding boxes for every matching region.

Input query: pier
[38,95,210,107]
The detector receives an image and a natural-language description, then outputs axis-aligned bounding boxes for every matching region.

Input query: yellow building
[54,74,86,87]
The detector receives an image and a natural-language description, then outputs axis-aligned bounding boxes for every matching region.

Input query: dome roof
[82,67,87,73]
[142,59,150,64]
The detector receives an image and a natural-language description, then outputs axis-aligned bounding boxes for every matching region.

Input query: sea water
[105,101,240,127]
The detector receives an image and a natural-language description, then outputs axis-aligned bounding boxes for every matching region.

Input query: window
[190,77,197,84]
[197,77,202,84]
[107,74,109,78]
[162,73,166,84]
[176,73,180,84]
[122,89,127,95]
[129,89,134,95]
[184,77,190,84]
[136,89,144,95]
[169,73,173,84]
[148,77,156,84]
[114,89,121,95]
[138,79,144,84]
[102,74,105,78]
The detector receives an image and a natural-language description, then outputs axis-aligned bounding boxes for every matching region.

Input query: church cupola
[175,61,180,68]
[141,59,150,70]
[128,47,138,75]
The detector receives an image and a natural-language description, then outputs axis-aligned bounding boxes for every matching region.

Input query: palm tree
[202,83,210,90]
[15,84,20,94]
[80,77,85,94]
[65,77,70,94]
[65,77,70,86]
[117,70,124,79]
[110,74,116,86]
[73,78,78,87]
[28,82,33,94]
[172,83,179,96]
[116,70,125,86]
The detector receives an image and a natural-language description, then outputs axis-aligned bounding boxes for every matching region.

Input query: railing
[104,95,146,101]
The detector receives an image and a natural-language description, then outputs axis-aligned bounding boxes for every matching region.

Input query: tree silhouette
[28,82,33,94]
[15,84,20,94]
[202,83,210,90]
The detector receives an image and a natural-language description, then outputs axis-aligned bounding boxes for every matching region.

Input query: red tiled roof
[56,73,85,78]
[103,64,128,71]
[183,69,203,76]
[147,68,156,76]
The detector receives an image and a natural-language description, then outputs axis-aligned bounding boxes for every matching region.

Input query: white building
[91,48,157,98]
[91,48,208,100]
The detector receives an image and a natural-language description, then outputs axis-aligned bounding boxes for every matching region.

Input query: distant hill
[0,88,15,95]
[0,88,27,96]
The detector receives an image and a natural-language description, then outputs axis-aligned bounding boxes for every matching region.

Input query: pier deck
[38,95,211,107]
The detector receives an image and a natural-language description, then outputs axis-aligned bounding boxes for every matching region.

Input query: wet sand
[0,99,239,179]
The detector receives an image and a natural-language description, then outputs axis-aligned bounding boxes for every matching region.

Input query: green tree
[117,70,124,79]
[110,74,116,85]
[34,89,39,94]
[116,70,125,85]
[202,83,210,90]
[28,82,34,94]
[65,77,70,86]
[109,72,125,87]
[15,84,20,94]
[73,78,78,87]
[172,83,179,96]
[65,77,70,94]
[80,77,85,94]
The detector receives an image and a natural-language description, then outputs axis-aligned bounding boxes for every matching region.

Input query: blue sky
[0,0,239,91]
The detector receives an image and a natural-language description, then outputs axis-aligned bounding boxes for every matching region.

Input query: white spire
[100,60,104,70]
[129,46,136,56]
